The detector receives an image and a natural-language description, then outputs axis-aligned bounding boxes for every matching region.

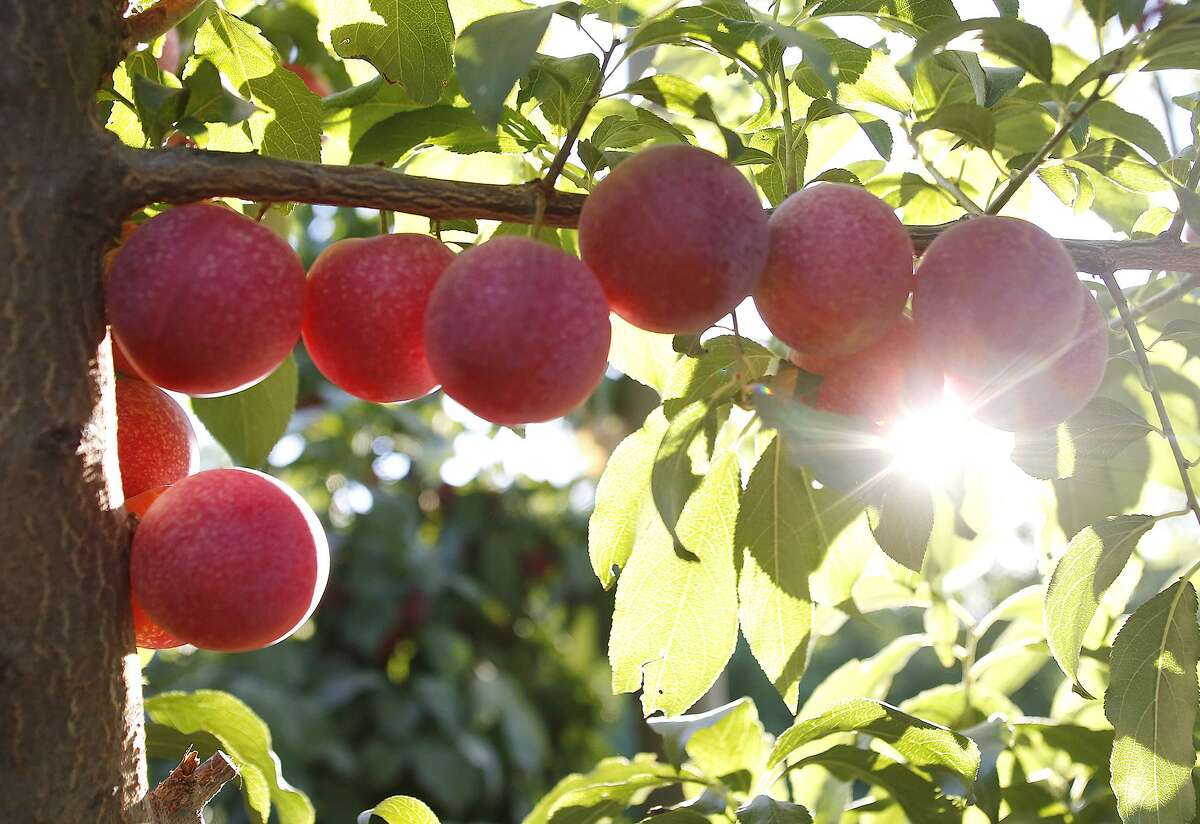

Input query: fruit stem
[1102,269,1200,529]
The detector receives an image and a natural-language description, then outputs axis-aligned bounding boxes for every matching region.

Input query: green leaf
[769,698,980,781]
[1087,100,1170,163]
[1067,138,1172,193]
[454,4,562,130]
[752,392,891,500]
[908,17,1053,83]
[194,8,322,163]
[192,355,298,468]
[359,796,441,824]
[737,435,861,709]
[1044,515,1157,694]
[809,0,959,37]
[323,0,455,105]
[521,755,690,824]
[650,399,711,539]
[610,453,741,716]
[1105,581,1200,824]
[350,106,498,165]
[736,796,813,824]
[868,478,934,572]
[912,101,995,151]
[1011,396,1156,481]
[182,60,258,125]
[131,73,188,146]
[519,53,601,130]
[800,635,924,717]
[794,745,962,823]
[589,412,667,589]
[663,336,774,416]
[648,697,764,778]
[608,315,678,394]
[145,690,314,824]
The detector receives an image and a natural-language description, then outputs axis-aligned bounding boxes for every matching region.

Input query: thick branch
[124,0,205,45]
[133,751,238,824]
[119,146,1200,275]
[120,146,587,227]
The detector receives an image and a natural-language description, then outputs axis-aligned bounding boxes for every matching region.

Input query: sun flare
[885,390,980,484]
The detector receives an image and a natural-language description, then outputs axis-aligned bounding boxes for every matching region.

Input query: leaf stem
[1167,152,1200,240]
[1102,269,1200,528]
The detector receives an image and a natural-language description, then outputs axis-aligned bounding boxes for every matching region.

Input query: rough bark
[0,2,147,822]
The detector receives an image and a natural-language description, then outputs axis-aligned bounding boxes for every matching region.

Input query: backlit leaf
[1105,582,1200,824]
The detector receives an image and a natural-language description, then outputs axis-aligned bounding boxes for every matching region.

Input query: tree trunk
[0,3,148,821]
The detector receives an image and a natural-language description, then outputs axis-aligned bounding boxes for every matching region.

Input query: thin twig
[540,42,619,197]
[1109,270,1200,330]
[986,72,1114,216]
[907,129,983,215]
[1102,269,1200,524]
[1152,72,1180,156]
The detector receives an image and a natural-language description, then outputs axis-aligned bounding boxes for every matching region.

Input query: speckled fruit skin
[303,234,454,403]
[117,377,197,498]
[754,183,914,358]
[107,203,306,397]
[424,236,611,425]
[283,63,331,97]
[913,216,1084,390]
[126,487,183,650]
[131,468,330,653]
[792,317,940,422]
[960,291,1109,432]
[132,474,328,652]
[578,144,769,334]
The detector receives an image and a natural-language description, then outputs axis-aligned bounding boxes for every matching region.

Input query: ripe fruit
[578,144,769,334]
[303,234,454,402]
[754,183,914,358]
[112,337,143,378]
[107,203,306,397]
[424,236,611,425]
[125,487,183,650]
[961,291,1109,432]
[157,29,181,74]
[131,468,329,653]
[283,63,331,97]
[913,216,1084,391]
[790,317,940,423]
[1186,223,1198,243]
[116,376,197,498]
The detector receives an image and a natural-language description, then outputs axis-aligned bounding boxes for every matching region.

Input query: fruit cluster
[105,145,1108,649]
[106,204,328,652]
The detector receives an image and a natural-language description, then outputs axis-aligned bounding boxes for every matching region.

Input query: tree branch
[117,146,1200,275]
[123,0,205,46]
[133,750,238,824]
